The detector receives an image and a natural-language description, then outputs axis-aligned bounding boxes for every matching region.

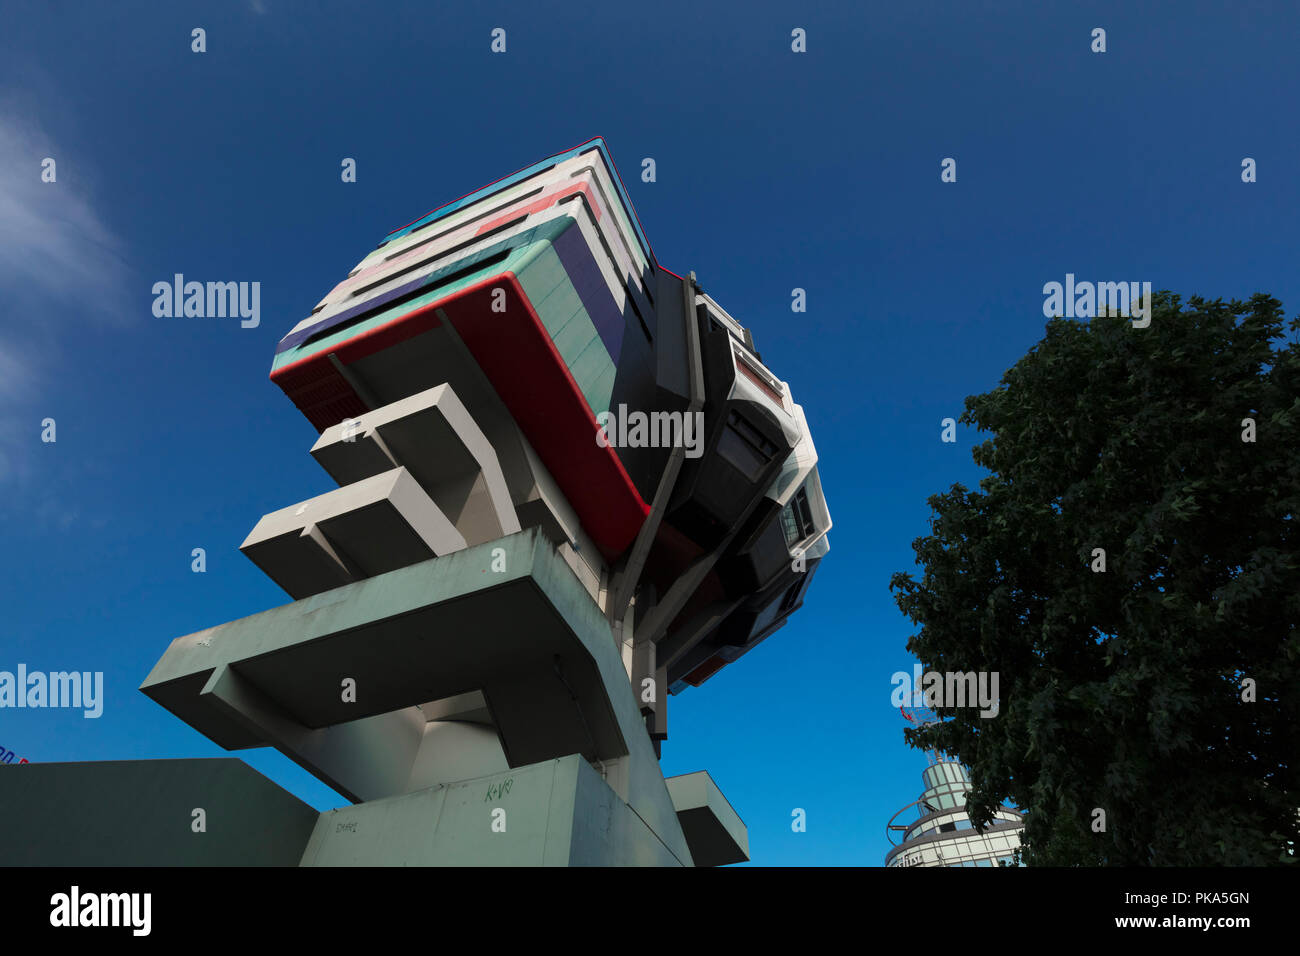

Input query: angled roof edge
[379,137,655,267]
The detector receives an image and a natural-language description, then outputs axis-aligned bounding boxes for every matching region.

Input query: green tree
[890,292,1299,865]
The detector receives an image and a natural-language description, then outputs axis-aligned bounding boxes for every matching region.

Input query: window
[793,487,815,539]
[717,411,780,483]
[733,347,784,404]
[781,486,816,548]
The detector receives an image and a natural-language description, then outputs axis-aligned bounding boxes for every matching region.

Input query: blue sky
[1,0,1297,866]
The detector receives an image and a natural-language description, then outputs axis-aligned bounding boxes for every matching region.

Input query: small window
[781,486,816,547]
[716,410,779,482]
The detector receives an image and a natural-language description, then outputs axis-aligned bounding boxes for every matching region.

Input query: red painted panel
[473,182,599,236]
[443,274,649,557]
[270,273,649,557]
[684,655,727,687]
[735,353,784,405]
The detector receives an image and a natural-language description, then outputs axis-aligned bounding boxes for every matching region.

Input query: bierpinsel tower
[6,139,832,867]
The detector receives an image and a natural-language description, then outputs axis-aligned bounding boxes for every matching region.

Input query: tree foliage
[890,292,1299,865]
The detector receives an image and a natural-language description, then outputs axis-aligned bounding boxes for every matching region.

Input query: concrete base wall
[0,758,319,866]
[0,754,693,866]
[301,753,685,866]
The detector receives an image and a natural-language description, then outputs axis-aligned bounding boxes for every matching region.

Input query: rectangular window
[717,410,779,483]
[782,486,816,547]
[734,348,784,404]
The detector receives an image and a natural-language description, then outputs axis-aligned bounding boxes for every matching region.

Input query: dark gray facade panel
[0,758,319,866]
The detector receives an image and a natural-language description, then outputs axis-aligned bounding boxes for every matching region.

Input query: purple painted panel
[551,219,625,362]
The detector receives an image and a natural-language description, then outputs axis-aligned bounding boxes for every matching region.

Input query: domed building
[885,709,1025,868]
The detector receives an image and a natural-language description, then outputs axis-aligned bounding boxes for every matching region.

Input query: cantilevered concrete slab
[312,384,520,546]
[240,466,466,599]
[141,528,692,863]
[666,770,749,866]
[0,759,318,866]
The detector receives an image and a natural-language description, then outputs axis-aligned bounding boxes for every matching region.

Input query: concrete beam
[142,529,692,863]
[241,466,466,599]
[312,384,520,545]
[666,770,749,866]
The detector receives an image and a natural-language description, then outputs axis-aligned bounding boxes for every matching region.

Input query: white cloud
[0,105,132,485]
[0,111,132,322]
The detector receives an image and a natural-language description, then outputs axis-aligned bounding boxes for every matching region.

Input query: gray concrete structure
[302,755,686,866]
[240,466,466,599]
[666,771,749,867]
[0,759,318,866]
[0,756,751,866]
[311,384,520,545]
[141,528,698,863]
[0,144,843,867]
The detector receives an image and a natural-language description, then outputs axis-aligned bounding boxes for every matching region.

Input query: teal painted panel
[517,242,596,350]
[271,245,532,373]
[538,288,586,346]
[381,138,653,264]
[512,237,618,417]
[274,218,576,372]
[515,247,571,335]
[587,362,617,420]
[549,306,600,372]
[568,334,617,415]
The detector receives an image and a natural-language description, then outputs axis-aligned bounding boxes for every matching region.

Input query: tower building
[885,706,1024,867]
[2,138,832,867]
